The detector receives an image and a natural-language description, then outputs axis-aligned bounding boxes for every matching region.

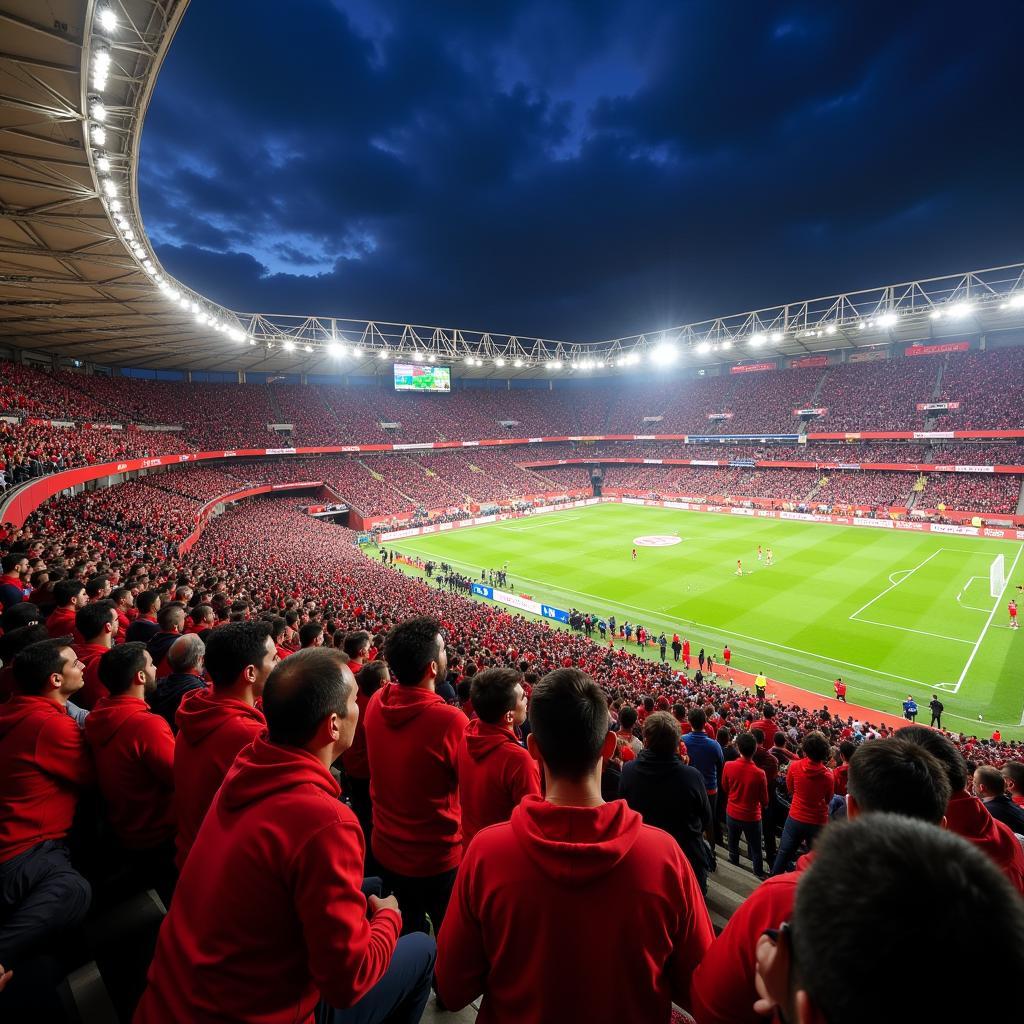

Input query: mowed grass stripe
[387,503,1023,735]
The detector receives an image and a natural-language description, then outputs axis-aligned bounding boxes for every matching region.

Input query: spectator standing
[973,765,1024,835]
[721,732,769,878]
[73,599,118,709]
[902,695,918,721]
[436,669,713,1022]
[681,708,724,851]
[929,694,944,728]
[770,731,834,875]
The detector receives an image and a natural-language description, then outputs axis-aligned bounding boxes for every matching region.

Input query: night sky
[140,0,1024,342]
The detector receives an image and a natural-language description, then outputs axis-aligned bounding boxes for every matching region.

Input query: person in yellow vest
[754,672,767,700]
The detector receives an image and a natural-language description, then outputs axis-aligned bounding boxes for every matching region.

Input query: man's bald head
[262,648,354,748]
[168,633,204,674]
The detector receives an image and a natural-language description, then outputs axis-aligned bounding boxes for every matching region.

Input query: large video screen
[393,363,451,392]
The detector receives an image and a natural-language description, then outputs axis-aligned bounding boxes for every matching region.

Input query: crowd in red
[918,472,1023,513]
[936,347,1024,430]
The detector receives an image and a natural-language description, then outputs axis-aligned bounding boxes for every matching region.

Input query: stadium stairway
[1015,479,1024,516]
[265,384,287,424]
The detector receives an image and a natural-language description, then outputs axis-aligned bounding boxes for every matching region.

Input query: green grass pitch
[387,502,1024,739]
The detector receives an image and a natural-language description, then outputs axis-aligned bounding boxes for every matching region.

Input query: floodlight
[97,7,118,32]
[283,341,296,352]
[96,155,111,173]
[749,334,766,346]
[90,99,107,122]
[877,312,898,328]
[494,358,505,367]
[513,359,523,368]
[91,125,106,146]
[948,302,973,318]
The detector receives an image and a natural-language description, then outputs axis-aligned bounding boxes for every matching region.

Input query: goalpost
[990,554,1006,598]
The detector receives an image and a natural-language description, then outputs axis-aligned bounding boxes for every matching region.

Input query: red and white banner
[848,350,888,363]
[793,408,827,416]
[916,401,960,411]
[730,362,776,374]
[707,413,734,420]
[791,355,828,368]
[905,341,970,356]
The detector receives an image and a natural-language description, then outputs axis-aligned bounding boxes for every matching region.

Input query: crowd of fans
[813,358,941,432]
[936,347,1024,430]
[1,479,1023,1021]
[917,472,1023,514]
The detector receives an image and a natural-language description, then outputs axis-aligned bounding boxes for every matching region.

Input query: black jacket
[619,750,712,867]
[984,794,1024,835]
[152,672,206,733]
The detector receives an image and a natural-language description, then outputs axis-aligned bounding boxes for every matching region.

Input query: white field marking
[888,569,912,585]
[396,543,931,689]
[497,515,580,532]
[956,577,993,612]
[1019,702,1024,728]
[847,618,974,645]
[848,549,944,622]
[951,542,1024,695]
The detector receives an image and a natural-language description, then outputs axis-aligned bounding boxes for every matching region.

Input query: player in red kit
[632,548,637,561]
[1010,600,1019,629]
[736,560,743,576]
[834,677,847,702]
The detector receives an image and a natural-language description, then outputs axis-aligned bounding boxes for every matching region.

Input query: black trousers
[378,866,458,937]
[0,840,91,964]
[931,714,942,728]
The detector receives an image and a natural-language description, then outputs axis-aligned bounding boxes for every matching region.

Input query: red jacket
[46,605,81,643]
[690,853,814,1024]
[749,718,776,742]
[436,796,714,1022]
[945,789,1024,895]
[339,689,373,781]
[135,738,400,1024]
[84,695,175,849]
[364,683,468,876]
[785,758,834,825]
[173,688,267,869]
[0,696,94,863]
[74,641,111,710]
[833,763,850,797]
[457,719,541,849]
[721,757,768,821]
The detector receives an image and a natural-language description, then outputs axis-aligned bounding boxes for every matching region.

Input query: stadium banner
[490,588,542,615]
[471,583,493,599]
[953,465,995,473]
[928,523,980,536]
[707,413,734,420]
[793,408,827,416]
[729,459,756,467]
[540,603,570,624]
[852,517,894,529]
[730,362,776,374]
[690,460,721,466]
[905,341,970,356]
[790,355,829,368]
[916,402,960,411]
[848,350,888,363]
[912,431,955,439]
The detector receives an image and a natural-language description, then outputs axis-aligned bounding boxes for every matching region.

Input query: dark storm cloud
[139,0,1024,341]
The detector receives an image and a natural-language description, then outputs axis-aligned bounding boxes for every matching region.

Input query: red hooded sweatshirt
[785,757,834,825]
[721,756,769,821]
[364,682,468,876]
[135,738,400,1024]
[0,696,94,863]
[945,789,1024,895]
[84,695,175,849]
[173,688,267,869]
[339,688,373,781]
[436,796,714,1022]
[46,605,82,643]
[690,853,814,1024]
[74,641,111,710]
[457,719,541,849]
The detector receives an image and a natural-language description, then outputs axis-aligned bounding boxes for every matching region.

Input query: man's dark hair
[529,668,609,780]
[84,575,109,598]
[0,623,49,664]
[751,728,765,744]
[75,599,116,642]
[110,586,131,606]
[792,815,1024,1024]
[618,705,638,731]
[355,660,388,697]
[2,602,41,633]
[839,740,856,763]
[773,731,787,747]
[847,738,950,823]
[203,621,273,688]
[688,707,707,731]
[268,616,287,642]
[1003,761,1024,792]
[343,629,372,660]
[190,603,214,626]
[53,578,85,607]
[99,642,149,696]
[262,648,352,748]
[643,710,681,756]
[736,731,757,758]
[975,765,1005,796]
[801,731,830,763]
[761,703,775,719]
[136,589,160,615]
[383,617,442,686]
[2,552,27,574]
[157,602,186,631]
[13,638,74,695]
[898,725,969,791]
[299,621,324,648]
[470,667,521,724]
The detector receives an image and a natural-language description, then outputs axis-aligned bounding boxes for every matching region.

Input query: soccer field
[386,503,1024,738]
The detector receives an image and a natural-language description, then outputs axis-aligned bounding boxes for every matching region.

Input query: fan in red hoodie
[44,578,87,643]
[457,667,540,850]
[897,725,1024,895]
[691,735,952,1024]
[769,731,834,876]
[436,667,714,1023]
[72,599,119,710]
[172,621,278,870]
[363,616,468,936]
[136,648,436,1024]
[0,638,94,964]
[85,643,176,902]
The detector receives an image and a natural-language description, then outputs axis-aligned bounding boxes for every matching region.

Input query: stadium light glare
[825,324,837,335]
[547,359,562,370]
[90,125,106,146]
[89,99,107,122]
[283,341,296,352]
[494,358,505,367]
[877,312,898,328]
[304,345,313,353]
[108,198,121,212]
[412,351,423,361]
[1007,293,1024,309]
[96,155,111,173]
[378,349,388,359]
[513,358,523,367]
[177,295,189,308]
[721,340,732,350]
[327,342,344,357]
[122,228,133,240]
[770,331,783,342]
[97,6,118,31]
[427,353,436,362]
[464,355,475,364]
[696,341,711,354]
[948,302,973,318]
[749,334,765,346]
[858,321,867,330]
[929,309,943,319]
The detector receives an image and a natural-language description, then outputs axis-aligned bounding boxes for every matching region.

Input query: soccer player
[736,559,743,577]
[757,545,762,562]
[632,548,637,561]
[833,677,847,702]
[765,547,774,566]
[1009,599,1019,629]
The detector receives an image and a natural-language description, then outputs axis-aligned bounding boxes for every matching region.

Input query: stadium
[1,1,1023,1022]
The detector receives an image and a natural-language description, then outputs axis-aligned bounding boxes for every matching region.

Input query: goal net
[990,554,1006,598]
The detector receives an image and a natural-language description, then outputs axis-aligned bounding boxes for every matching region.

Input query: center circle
[633,535,681,547]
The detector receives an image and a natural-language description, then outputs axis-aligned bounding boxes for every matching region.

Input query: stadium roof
[1,0,1023,379]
